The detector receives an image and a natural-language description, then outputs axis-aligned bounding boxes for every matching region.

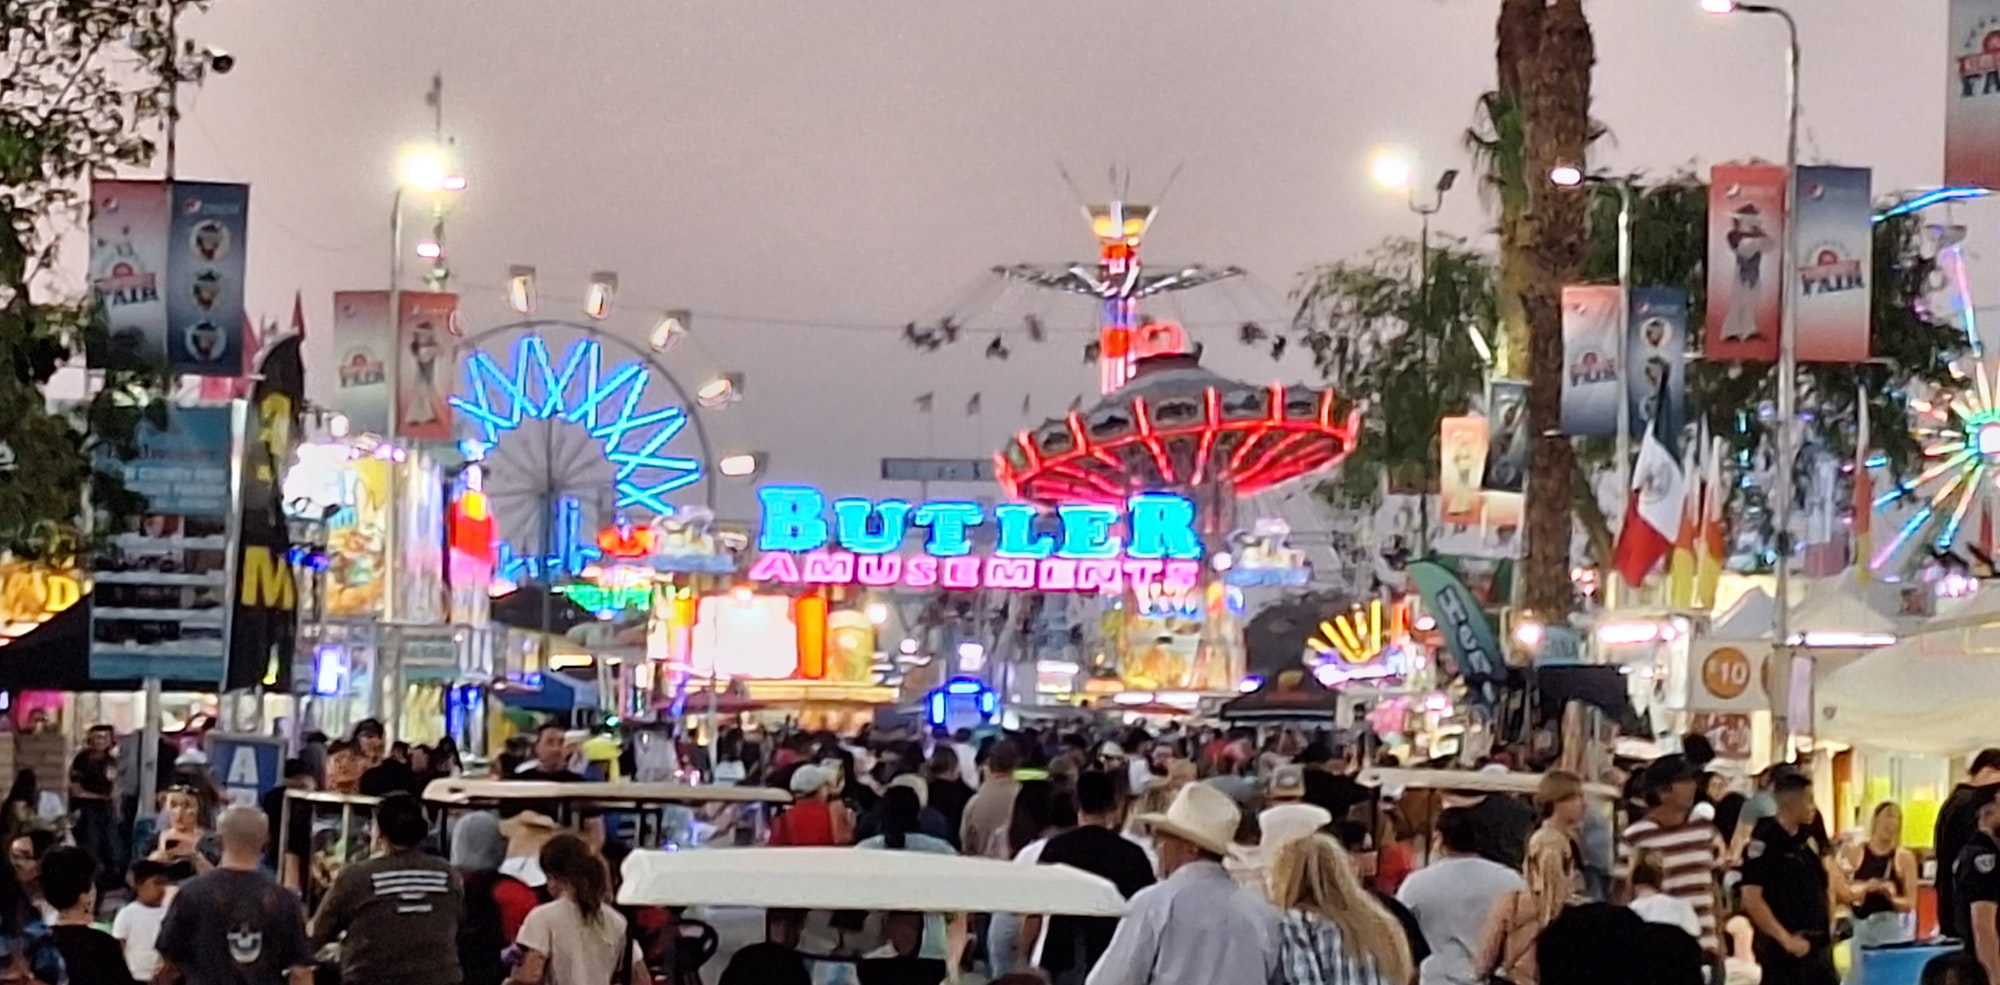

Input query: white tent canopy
[1816,586,2000,756]
[1711,588,1776,640]
[618,847,1129,915]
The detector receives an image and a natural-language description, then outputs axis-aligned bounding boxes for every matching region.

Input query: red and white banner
[1704,163,1786,362]
[1794,166,1873,363]
[1947,0,2000,190]
[1439,416,1489,526]
[395,292,460,442]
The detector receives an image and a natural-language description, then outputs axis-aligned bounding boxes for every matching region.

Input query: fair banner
[165,181,250,377]
[1480,380,1528,494]
[1683,639,1771,713]
[333,291,392,436]
[89,180,171,367]
[1794,166,1873,363]
[1439,416,1489,526]
[395,292,460,442]
[1704,163,1786,362]
[1947,1,2000,190]
[1626,287,1688,440]
[1560,285,1622,437]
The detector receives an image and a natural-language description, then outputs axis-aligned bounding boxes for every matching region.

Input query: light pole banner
[1559,285,1622,437]
[1947,1,2000,190]
[89,180,172,369]
[1439,416,1489,525]
[1480,380,1529,495]
[165,181,250,377]
[1704,163,1786,363]
[395,291,460,442]
[333,291,392,437]
[1793,166,1873,363]
[1626,287,1688,441]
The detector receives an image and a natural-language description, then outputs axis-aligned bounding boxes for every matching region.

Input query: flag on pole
[1696,433,1728,607]
[1613,379,1685,587]
[1853,389,1872,585]
[1667,425,1702,607]
[966,393,982,416]
[914,392,934,413]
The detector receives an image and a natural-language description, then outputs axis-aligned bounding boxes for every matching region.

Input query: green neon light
[554,584,652,612]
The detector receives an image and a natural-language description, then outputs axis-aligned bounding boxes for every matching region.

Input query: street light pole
[1406,170,1458,559]
[1707,0,1802,748]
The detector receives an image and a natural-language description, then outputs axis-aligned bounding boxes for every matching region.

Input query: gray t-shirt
[1397,854,1526,985]
[156,867,311,985]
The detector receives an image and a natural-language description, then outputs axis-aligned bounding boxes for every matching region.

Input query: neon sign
[749,486,1204,593]
[1308,599,1409,682]
[1222,518,1311,587]
[496,500,738,583]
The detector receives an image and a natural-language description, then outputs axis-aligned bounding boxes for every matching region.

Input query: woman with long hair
[511,833,645,985]
[1839,801,1918,949]
[987,780,1077,977]
[1270,834,1413,985]
[1478,770,1590,985]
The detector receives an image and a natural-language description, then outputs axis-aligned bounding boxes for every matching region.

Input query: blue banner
[1626,287,1688,441]
[205,733,285,807]
[165,182,250,377]
[1408,560,1506,705]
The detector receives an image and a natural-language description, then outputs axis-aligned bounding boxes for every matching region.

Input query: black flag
[226,334,303,691]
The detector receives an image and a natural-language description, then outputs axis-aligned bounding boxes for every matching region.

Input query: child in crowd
[111,859,173,981]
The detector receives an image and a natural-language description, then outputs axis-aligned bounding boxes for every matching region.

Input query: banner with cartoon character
[395,292,460,442]
[333,291,393,436]
[1438,416,1489,525]
[1947,0,2000,190]
[1704,163,1785,363]
[1480,380,1529,494]
[1626,287,1688,441]
[324,457,391,618]
[1559,285,1622,437]
[1793,166,1873,363]
[165,181,250,377]
[88,180,171,369]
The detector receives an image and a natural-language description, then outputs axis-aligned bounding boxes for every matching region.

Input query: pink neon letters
[746,550,1201,594]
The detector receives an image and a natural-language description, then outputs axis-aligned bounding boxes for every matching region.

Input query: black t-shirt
[69,750,114,801]
[1467,794,1539,871]
[52,924,136,985]
[509,765,588,783]
[156,867,311,985]
[1940,783,2000,932]
[257,786,311,872]
[359,758,423,798]
[1373,887,1430,969]
[1301,770,1370,822]
[1953,832,2000,942]
[1739,817,1831,942]
[1036,825,1157,977]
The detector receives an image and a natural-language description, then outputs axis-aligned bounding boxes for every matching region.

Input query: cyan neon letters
[1126,493,1202,560]
[914,502,983,556]
[832,497,911,555]
[757,486,829,552]
[1057,504,1121,558]
[993,503,1055,559]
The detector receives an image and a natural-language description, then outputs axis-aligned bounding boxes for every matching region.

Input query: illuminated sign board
[1222,518,1311,588]
[494,499,738,583]
[748,486,1203,593]
[0,564,83,646]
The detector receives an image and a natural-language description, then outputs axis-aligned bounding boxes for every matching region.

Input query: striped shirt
[1618,816,1722,956]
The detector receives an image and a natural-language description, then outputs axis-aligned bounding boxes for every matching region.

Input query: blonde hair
[1271,834,1413,985]
[1534,770,1583,819]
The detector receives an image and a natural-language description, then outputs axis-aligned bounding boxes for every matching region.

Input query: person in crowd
[1925,952,1993,985]
[68,726,120,887]
[111,860,172,985]
[1,771,41,848]
[428,736,464,781]
[1231,803,1331,895]
[0,823,61,985]
[1731,763,1795,864]
[359,739,422,798]
[298,732,329,789]
[514,723,588,782]
[962,740,1024,858]
[1453,771,1538,873]
[1536,902,1703,985]
[1956,783,2000,985]
[155,805,314,985]
[1477,771,1590,985]
[325,739,365,795]
[9,829,56,924]
[769,764,851,846]
[352,718,388,768]
[1269,833,1413,985]
[1941,751,2000,934]
[150,785,219,882]
[1296,742,1368,822]
[1740,772,1837,985]
[510,833,646,985]
[1267,764,1307,805]
[920,747,975,849]
[1396,807,1523,985]
[1616,755,1722,964]
[1628,850,1700,939]
[859,785,954,854]
[259,758,316,890]
[855,774,953,843]
[989,780,1077,976]
[1087,783,1280,985]
[1332,819,1429,972]
[718,909,812,985]
[1030,771,1156,983]
[310,792,462,985]
[449,811,509,985]
[1841,801,1918,950]
[40,846,132,984]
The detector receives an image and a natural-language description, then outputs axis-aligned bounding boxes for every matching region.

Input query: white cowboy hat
[1258,803,1332,854]
[1137,781,1242,858]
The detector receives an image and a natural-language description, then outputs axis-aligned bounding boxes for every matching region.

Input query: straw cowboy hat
[1258,803,1333,854]
[1137,781,1242,858]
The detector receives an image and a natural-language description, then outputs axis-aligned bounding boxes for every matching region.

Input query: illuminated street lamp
[650,311,691,352]
[1369,145,1418,192]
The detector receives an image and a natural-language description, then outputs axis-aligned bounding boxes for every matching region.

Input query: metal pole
[138,676,161,822]
[383,188,404,732]
[1609,180,1634,611]
[162,16,178,181]
[1416,206,1433,558]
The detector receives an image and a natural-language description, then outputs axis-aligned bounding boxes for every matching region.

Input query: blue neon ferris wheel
[450,320,714,567]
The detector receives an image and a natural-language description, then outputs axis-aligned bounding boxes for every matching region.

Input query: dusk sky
[147,0,1956,519]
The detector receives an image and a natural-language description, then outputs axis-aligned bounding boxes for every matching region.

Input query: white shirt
[1631,891,1703,939]
[1397,854,1525,985]
[953,742,981,790]
[1127,758,1155,795]
[1086,860,1281,985]
[517,897,642,985]
[112,899,168,980]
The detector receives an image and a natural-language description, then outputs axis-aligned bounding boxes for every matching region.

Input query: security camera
[205,48,234,74]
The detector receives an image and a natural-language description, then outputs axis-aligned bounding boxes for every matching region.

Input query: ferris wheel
[450,319,717,570]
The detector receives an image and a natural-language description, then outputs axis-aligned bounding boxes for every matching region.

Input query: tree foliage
[0,0,190,555]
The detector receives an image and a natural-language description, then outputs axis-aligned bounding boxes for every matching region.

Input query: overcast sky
[153,0,1955,519]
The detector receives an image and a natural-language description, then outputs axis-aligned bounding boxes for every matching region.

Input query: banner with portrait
[395,292,460,442]
[165,181,250,377]
[1480,380,1529,495]
[1704,163,1786,362]
[1560,285,1623,437]
[1626,287,1688,441]
[1439,416,1489,526]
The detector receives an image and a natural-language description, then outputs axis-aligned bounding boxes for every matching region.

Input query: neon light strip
[1945,244,1982,356]
[1872,187,1988,224]
[1938,461,1987,548]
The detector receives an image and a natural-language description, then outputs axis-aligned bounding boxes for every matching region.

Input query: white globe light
[1369,147,1416,191]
